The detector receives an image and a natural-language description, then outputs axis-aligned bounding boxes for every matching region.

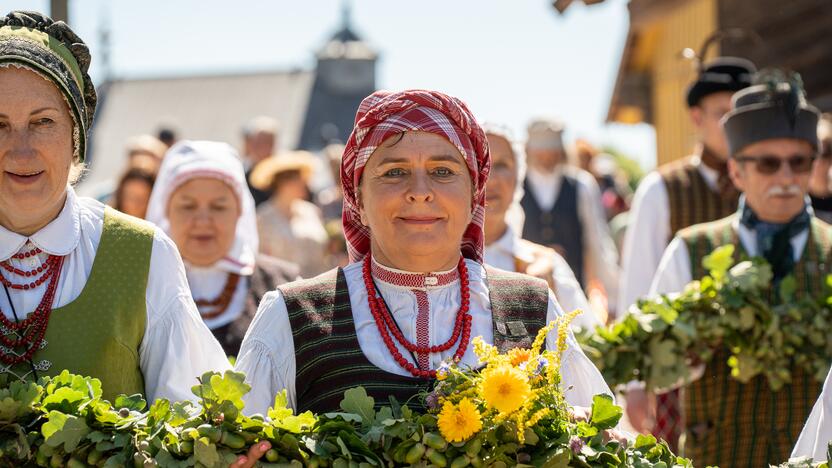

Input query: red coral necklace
[362,255,472,378]
[0,247,65,366]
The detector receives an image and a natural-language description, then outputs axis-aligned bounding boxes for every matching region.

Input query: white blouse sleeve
[617,172,671,314]
[575,172,621,302]
[235,290,298,416]
[551,253,598,330]
[545,290,614,409]
[140,229,232,404]
[649,236,693,296]
[792,367,832,461]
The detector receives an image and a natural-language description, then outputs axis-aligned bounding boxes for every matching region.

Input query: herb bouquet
[578,245,832,392]
[0,312,689,467]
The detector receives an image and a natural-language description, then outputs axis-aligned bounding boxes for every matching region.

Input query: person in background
[520,118,620,313]
[482,124,601,329]
[111,160,156,219]
[146,141,298,356]
[618,56,756,444]
[157,126,178,149]
[317,143,347,222]
[809,114,832,223]
[126,134,167,172]
[575,139,631,220]
[252,151,329,277]
[241,116,279,206]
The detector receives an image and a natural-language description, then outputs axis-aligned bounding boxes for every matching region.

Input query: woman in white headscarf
[146,141,298,356]
[481,124,601,330]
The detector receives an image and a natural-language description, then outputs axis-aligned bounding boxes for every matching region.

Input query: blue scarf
[738,195,811,282]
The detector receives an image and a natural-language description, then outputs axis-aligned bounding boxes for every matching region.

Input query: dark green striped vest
[678,214,832,468]
[280,266,548,414]
[660,156,738,238]
[3,208,150,402]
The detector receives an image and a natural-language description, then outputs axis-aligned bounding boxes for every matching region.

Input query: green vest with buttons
[4,208,150,401]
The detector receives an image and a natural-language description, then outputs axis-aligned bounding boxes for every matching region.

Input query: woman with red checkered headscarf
[236,90,612,415]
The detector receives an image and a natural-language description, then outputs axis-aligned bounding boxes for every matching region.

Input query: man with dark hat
[618,57,756,443]
[651,74,826,467]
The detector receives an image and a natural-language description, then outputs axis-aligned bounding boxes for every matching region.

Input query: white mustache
[766,185,802,197]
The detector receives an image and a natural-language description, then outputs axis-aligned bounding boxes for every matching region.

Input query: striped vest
[280,266,548,414]
[677,214,832,468]
[660,156,738,239]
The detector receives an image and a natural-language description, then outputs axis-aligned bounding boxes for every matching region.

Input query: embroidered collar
[370,256,460,289]
[0,187,80,261]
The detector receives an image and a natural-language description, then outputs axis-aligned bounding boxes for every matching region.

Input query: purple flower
[535,357,548,375]
[569,436,584,454]
[426,392,440,411]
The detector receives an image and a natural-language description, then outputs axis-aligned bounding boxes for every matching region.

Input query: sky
[4,0,658,170]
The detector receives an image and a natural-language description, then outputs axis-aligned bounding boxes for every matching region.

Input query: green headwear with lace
[0,10,97,161]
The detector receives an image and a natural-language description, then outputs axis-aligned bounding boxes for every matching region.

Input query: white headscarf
[482,123,527,235]
[146,140,258,275]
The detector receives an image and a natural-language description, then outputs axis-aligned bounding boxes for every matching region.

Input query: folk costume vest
[280,266,549,414]
[2,208,150,401]
[659,156,739,238]
[654,154,739,450]
[677,214,832,467]
[520,175,585,287]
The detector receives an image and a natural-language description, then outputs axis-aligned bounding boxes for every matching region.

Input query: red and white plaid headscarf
[341,89,491,264]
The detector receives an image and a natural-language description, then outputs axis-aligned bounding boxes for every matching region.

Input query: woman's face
[167,178,241,267]
[358,131,473,271]
[484,134,517,230]
[118,179,153,219]
[0,67,75,234]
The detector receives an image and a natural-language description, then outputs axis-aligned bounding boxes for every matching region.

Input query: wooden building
[563,0,832,165]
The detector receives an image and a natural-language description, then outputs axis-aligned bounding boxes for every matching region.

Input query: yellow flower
[508,348,533,367]
[481,365,531,414]
[437,398,482,442]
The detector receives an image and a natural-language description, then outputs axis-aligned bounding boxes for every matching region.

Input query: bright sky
[6,0,658,169]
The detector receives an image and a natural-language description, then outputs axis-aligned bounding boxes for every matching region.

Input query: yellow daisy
[481,365,531,414]
[437,398,482,442]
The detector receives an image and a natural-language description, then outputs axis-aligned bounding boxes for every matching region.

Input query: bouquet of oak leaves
[0,313,688,468]
[579,245,832,393]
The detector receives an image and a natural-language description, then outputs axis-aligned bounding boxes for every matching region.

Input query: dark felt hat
[722,79,820,156]
[686,57,756,108]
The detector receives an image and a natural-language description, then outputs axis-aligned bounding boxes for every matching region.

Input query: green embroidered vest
[280,265,549,414]
[677,214,832,467]
[3,208,151,402]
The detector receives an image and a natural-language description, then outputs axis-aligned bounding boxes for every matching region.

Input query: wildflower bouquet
[0,312,689,467]
[365,310,691,467]
[578,245,832,392]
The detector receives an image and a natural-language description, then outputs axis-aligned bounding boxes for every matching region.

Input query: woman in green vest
[0,8,236,411]
[235,89,615,420]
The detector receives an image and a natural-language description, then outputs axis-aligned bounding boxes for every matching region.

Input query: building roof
[78,69,314,196]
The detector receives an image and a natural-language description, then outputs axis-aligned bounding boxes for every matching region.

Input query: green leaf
[268,389,293,421]
[114,393,147,412]
[194,436,220,467]
[702,245,735,278]
[779,275,798,301]
[209,371,250,410]
[41,411,91,452]
[589,394,622,431]
[339,387,375,426]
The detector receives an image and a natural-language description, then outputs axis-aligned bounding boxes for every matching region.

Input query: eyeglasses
[734,154,816,175]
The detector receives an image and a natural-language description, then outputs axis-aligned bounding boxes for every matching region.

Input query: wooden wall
[719,0,832,111]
